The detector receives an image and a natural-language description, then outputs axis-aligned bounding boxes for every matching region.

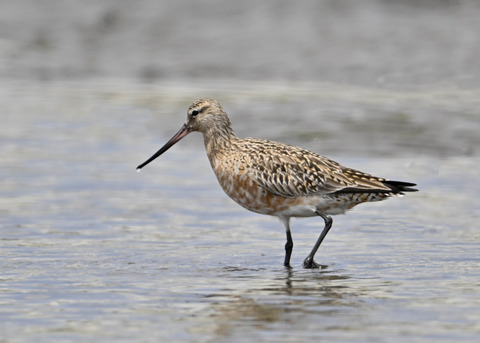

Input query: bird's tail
[382,181,418,194]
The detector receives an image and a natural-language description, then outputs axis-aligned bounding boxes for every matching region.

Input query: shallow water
[1,80,479,343]
[2,0,480,342]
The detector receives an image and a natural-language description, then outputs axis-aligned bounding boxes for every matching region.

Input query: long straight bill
[136,124,190,171]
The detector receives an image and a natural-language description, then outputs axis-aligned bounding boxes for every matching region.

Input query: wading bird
[137,99,417,268]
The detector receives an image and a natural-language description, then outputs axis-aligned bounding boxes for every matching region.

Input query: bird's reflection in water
[199,266,368,338]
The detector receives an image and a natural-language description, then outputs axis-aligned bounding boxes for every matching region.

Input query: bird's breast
[210,153,321,217]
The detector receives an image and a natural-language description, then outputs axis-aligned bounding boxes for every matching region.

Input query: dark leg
[284,229,293,268]
[303,210,333,269]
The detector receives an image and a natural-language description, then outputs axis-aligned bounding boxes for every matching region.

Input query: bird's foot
[303,257,327,269]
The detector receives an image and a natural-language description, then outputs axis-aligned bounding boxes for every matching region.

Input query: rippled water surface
[1,80,479,342]
[1,1,480,342]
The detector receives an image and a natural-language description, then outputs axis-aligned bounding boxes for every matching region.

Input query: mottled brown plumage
[137,98,417,268]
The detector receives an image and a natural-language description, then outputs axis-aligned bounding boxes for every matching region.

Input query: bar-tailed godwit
[137,98,417,268]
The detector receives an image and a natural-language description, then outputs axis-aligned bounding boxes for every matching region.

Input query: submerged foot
[303,257,327,269]
[303,257,319,269]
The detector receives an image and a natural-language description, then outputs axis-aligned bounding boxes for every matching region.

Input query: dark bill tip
[136,124,190,170]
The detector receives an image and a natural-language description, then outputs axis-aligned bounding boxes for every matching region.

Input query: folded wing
[243,139,409,198]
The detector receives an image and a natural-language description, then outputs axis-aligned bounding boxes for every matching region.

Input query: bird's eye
[191,110,199,117]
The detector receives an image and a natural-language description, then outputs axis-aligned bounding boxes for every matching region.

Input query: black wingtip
[382,180,418,193]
